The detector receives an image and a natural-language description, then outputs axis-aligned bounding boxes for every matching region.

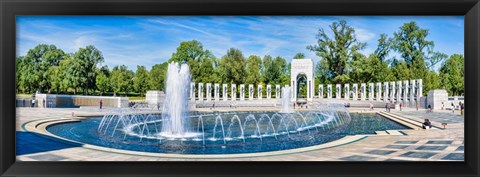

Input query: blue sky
[17,16,464,71]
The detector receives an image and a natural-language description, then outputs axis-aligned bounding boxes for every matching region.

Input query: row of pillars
[190,83,286,101]
[318,79,423,103]
[189,79,422,103]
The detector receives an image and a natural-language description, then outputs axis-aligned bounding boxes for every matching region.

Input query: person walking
[451,103,455,113]
[99,99,103,109]
[42,99,46,108]
[385,103,388,112]
[460,102,464,115]
[31,99,36,108]
[399,102,402,111]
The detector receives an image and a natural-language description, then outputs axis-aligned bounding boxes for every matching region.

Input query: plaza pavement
[15,106,464,161]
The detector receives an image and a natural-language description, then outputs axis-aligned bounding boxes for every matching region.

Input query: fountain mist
[280,86,293,113]
[160,62,193,138]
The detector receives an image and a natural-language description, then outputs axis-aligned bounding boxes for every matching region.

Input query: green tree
[133,65,150,95]
[374,34,391,61]
[16,56,26,93]
[96,67,111,96]
[111,65,134,96]
[73,45,104,95]
[440,54,464,96]
[169,40,218,83]
[59,56,85,94]
[293,53,305,59]
[307,20,366,83]
[391,59,412,81]
[392,21,447,94]
[149,62,169,91]
[217,48,246,84]
[47,66,62,93]
[261,56,287,85]
[350,34,394,83]
[20,44,67,93]
[196,51,219,83]
[245,55,262,85]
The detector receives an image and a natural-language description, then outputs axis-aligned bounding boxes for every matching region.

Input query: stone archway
[291,59,314,102]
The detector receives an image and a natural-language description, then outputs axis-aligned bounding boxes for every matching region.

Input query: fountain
[158,62,197,138]
[280,86,293,113]
[93,63,358,154]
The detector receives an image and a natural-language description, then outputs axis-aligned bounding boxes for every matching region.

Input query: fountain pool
[44,62,409,155]
[46,109,408,155]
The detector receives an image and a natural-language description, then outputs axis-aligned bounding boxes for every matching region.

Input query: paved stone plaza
[16,106,464,161]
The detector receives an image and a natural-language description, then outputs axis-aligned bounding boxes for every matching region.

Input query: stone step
[386,130,403,135]
[375,131,389,135]
[377,112,419,130]
[381,112,439,130]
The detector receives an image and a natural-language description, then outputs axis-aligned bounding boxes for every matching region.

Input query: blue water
[47,113,408,155]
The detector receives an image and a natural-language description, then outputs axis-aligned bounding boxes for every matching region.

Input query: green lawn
[128,97,146,101]
[16,94,33,99]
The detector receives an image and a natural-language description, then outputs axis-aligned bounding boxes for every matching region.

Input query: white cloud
[355,28,375,42]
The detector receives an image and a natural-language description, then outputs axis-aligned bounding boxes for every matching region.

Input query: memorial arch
[291,59,314,102]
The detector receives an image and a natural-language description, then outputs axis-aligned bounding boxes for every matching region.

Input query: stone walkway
[15,107,464,161]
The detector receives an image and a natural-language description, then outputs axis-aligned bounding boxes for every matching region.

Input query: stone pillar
[198,83,204,101]
[417,79,423,100]
[223,84,228,101]
[360,83,366,101]
[383,82,389,102]
[267,85,271,99]
[291,80,296,101]
[352,84,358,100]
[190,82,195,101]
[396,81,402,103]
[275,85,281,99]
[318,84,323,99]
[240,84,245,101]
[327,84,332,99]
[206,83,212,102]
[344,84,350,100]
[336,84,341,99]
[403,80,409,105]
[369,83,374,101]
[308,79,314,102]
[214,83,220,101]
[231,84,237,101]
[376,82,382,101]
[257,85,263,100]
[390,82,395,102]
[410,79,416,105]
[249,84,254,100]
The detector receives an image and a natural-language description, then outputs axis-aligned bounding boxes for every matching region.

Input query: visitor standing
[42,99,45,108]
[399,102,402,111]
[99,99,103,109]
[442,102,444,110]
[451,103,455,113]
[31,99,35,108]
[385,103,388,111]
[416,101,419,111]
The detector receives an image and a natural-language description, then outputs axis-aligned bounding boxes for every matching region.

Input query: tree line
[15,20,464,97]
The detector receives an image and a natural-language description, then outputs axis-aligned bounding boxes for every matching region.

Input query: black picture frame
[1,0,479,176]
